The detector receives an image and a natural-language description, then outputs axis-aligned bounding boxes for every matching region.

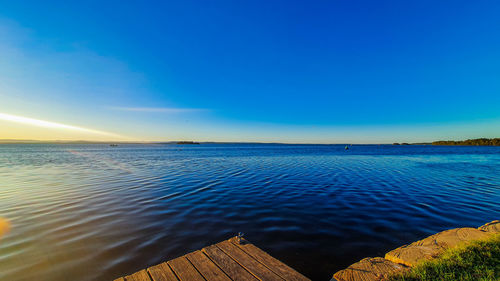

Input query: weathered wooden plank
[229,237,310,281]
[168,256,205,281]
[203,244,258,281]
[186,250,232,281]
[115,236,309,281]
[148,262,179,281]
[217,240,284,281]
[125,269,152,281]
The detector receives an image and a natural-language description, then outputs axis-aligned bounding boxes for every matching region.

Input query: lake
[0,144,499,280]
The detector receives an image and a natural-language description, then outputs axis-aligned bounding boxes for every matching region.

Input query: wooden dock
[114,236,310,281]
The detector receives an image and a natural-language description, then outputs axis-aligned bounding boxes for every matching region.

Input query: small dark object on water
[345,145,349,150]
[110,144,118,147]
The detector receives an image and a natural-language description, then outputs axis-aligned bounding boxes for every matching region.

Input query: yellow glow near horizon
[0,112,122,138]
[0,217,10,239]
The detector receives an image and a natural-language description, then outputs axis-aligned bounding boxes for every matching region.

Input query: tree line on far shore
[432,138,500,146]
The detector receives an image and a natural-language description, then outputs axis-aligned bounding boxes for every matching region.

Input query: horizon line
[0,138,446,145]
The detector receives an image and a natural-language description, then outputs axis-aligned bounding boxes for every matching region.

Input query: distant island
[432,138,500,146]
[176,141,200,145]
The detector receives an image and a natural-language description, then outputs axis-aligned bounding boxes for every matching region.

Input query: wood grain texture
[114,236,308,281]
[230,237,311,281]
[124,269,152,281]
[217,240,284,281]
[168,256,205,281]
[203,244,258,281]
[186,250,232,281]
[148,262,178,281]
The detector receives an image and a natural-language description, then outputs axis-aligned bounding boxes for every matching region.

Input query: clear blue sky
[0,1,499,143]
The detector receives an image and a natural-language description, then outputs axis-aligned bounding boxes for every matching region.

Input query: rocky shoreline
[331,220,500,281]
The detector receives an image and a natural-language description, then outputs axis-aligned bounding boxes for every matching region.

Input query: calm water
[0,144,499,280]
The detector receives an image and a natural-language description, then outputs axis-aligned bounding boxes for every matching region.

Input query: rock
[384,243,442,267]
[332,257,407,281]
[425,227,492,248]
[478,220,500,233]
[385,227,491,266]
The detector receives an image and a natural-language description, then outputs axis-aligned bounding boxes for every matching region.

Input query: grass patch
[388,234,500,281]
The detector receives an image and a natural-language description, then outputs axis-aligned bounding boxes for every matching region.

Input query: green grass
[388,234,500,281]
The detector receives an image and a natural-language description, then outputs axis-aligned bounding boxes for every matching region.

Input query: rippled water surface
[0,144,499,280]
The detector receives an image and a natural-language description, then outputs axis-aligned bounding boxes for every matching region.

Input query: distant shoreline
[0,138,498,146]
[430,138,500,146]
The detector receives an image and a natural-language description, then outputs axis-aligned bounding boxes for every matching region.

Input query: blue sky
[0,1,499,143]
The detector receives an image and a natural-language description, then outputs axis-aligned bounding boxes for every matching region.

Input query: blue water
[0,144,499,280]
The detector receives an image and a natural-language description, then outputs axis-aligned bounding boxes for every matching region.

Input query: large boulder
[384,243,442,267]
[332,257,407,281]
[478,220,500,233]
[385,227,491,266]
[424,227,492,248]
